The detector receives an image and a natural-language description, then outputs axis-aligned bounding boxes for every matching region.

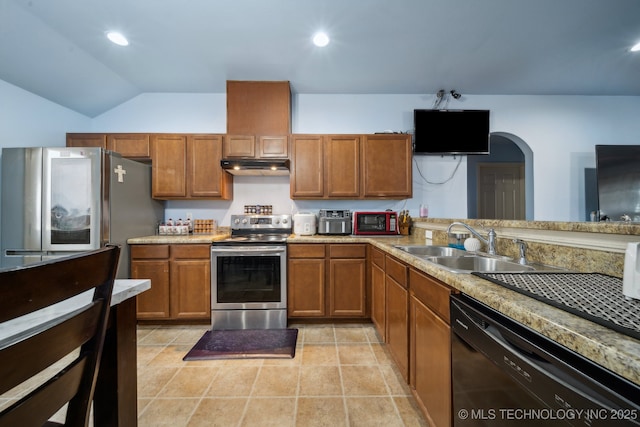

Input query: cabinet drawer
[371,246,385,268]
[385,256,407,288]
[409,268,453,323]
[131,245,169,259]
[329,244,366,258]
[288,244,326,258]
[171,244,211,259]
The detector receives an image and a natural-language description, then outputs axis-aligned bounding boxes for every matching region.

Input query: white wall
[3,82,640,226]
[0,80,90,146]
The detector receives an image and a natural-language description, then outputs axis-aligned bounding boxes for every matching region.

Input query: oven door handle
[211,246,286,254]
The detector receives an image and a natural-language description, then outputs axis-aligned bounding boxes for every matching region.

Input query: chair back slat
[0,245,120,427]
[0,302,101,395]
[0,358,87,427]
[0,247,118,323]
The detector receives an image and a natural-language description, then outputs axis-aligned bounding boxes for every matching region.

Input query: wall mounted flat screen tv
[413,109,490,155]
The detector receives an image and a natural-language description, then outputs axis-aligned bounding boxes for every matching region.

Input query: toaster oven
[353,211,399,235]
[317,209,352,235]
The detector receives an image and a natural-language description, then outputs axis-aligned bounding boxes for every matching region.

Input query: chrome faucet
[446,222,497,255]
[513,239,528,265]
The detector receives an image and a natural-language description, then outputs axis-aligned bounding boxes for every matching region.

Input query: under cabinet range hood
[221,159,290,176]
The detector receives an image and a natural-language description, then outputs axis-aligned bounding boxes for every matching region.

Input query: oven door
[211,245,287,310]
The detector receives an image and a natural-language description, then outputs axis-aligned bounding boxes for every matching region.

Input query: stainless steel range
[210,214,291,329]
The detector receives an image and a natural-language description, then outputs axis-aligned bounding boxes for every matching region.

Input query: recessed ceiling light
[312,32,330,47]
[106,31,129,46]
[631,41,640,52]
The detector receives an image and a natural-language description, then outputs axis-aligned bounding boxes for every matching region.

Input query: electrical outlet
[424,230,433,239]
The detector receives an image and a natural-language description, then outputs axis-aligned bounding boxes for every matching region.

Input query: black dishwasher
[451,294,640,426]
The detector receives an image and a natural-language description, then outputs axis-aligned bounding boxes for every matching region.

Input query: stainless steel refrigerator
[1,147,163,278]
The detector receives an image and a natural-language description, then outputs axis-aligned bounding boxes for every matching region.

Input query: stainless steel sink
[394,244,567,273]
[426,256,535,273]
[394,245,468,257]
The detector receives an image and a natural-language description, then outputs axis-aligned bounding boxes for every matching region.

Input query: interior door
[477,163,525,220]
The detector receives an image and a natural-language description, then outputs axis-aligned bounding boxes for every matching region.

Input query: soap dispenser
[622,242,640,300]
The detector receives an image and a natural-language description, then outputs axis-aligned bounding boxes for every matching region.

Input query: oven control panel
[230,214,292,230]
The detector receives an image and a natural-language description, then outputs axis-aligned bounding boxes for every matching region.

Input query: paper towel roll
[464,237,481,252]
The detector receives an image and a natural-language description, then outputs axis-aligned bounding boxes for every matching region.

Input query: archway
[467,132,534,220]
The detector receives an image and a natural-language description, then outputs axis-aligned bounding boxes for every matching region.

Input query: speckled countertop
[128,232,640,386]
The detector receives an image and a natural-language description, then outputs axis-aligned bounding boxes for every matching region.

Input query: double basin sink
[394,245,565,274]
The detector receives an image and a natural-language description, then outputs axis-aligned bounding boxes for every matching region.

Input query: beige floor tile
[338,343,377,365]
[299,365,343,396]
[301,343,338,365]
[134,323,429,426]
[341,365,389,396]
[187,397,247,427]
[138,328,184,345]
[379,364,412,396]
[251,366,300,397]
[207,366,259,397]
[296,397,348,427]
[158,366,218,398]
[171,327,210,345]
[137,366,179,398]
[393,396,429,427]
[345,397,405,427]
[303,326,336,343]
[334,326,369,343]
[241,397,296,427]
[148,345,194,367]
[138,397,199,427]
[138,398,153,414]
[137,345,164,367]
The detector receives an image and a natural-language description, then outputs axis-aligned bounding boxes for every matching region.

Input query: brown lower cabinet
[288,243,367,319]
[409,268,455,427]
[131,244,211,321]
[370,246,386,341]
[385,255,409,381]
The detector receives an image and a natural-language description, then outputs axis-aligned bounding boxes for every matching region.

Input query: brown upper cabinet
[67,133,151,160]
[151,134,232,200]
[224,135,289,159]
[290,133,412,199]
[226,81,291,135]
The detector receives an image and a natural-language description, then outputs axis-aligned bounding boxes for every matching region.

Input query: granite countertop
[128,232,640,386]
[0,279,150,344]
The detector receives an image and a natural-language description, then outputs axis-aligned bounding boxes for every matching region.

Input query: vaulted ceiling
[2,0,639,117]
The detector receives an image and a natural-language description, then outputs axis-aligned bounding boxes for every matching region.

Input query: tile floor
[136,323,429,427]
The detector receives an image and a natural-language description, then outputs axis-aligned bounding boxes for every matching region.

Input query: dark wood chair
[0,245,120,427]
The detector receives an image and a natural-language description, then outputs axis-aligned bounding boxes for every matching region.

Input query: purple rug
[183,328,298,361]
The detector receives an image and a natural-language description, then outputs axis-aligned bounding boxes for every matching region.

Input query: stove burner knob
[233,218,240,224]
[241,218,248,224]
[281,218,288,224]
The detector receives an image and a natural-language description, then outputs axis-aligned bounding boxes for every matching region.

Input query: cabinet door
[108,134,151,159]
[224,135,256,158]
[411,296,451,427]
[170,258,211,319]
[371,261,386,340]
[226,81,291,135]
[290,135,324,198]
[188,134,232,199]
[386,275,409,381]
[362,134,412,198]
[288,258,326,317]
[151,134,187,198]
[258,135,288,158]
[325,135,360,198]
[66,133,107,149]
[132,259,170,319]
[328,258,366,317]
